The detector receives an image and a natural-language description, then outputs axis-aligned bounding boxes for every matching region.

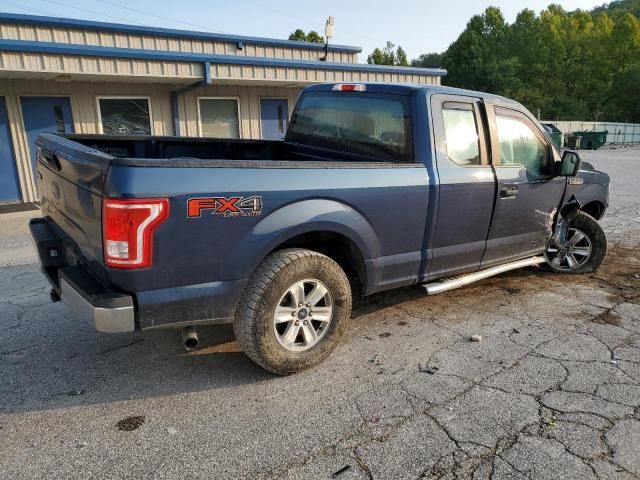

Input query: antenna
[320,16,335,62]
[325,16,335,42]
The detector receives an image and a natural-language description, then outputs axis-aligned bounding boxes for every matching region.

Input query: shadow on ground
[2,244,638,418]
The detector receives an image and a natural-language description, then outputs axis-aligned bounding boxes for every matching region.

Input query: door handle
[500,185,518,198]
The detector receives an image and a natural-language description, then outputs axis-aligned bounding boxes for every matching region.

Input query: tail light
[332,83,366,92]
[103,198,169,269]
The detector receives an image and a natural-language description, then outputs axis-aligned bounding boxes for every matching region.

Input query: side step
[422,256,546,295]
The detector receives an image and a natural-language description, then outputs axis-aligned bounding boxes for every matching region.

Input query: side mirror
[559,150,582,176]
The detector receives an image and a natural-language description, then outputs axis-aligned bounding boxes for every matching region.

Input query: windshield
[286,92,413,162]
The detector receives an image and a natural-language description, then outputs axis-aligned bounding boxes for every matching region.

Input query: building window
[198,98,240,139]
[98,97,151,135]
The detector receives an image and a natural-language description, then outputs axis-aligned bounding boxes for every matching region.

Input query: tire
[233,248,352,375]
[544,211,607,274]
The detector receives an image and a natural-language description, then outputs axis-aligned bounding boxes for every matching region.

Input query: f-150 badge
[187,196,263,218]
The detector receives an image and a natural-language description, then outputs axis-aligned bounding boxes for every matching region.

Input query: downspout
[170,61,212,136]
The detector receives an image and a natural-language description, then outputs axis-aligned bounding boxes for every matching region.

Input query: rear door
[21,96,74,176]
[427,94,496,279]
[481,104,565,267]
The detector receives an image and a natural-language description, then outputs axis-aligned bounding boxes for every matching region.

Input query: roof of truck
[303,82,522,107]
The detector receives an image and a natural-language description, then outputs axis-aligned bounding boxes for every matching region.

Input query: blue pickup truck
[30,83,610,374]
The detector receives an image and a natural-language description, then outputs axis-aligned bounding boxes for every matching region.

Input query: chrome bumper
[60,277,135,333]
[30,217,136,334]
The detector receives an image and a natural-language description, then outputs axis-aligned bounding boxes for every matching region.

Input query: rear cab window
[442,102,482,166]
[286,92,413,163]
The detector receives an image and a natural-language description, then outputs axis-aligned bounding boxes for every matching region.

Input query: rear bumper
[30,218,135,333]
[59,267,135,333]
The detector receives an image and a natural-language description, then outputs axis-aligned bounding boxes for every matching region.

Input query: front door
[0,97,21,203]
[482,104,565,267]
[427,94,496,279]
[20,96,74,174]
[260,98,288,140]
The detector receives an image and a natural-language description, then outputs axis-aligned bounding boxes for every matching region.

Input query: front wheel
[544,211,607,273]
[233,248,352,375]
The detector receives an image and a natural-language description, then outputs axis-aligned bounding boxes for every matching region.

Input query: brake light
[332,83,366,92]
[103,198,169,269]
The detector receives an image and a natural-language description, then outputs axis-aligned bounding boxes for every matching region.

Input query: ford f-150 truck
[30,83,610,374]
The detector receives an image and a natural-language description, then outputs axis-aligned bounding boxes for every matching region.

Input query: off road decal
[187,196,263,218]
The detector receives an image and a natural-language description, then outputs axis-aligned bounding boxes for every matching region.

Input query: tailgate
[35,133,114,267]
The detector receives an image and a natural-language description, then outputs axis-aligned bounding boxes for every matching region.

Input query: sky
[1,0,607,60]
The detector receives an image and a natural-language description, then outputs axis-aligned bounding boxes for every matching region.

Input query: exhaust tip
[184,337,198,350]
[181,326,199,351]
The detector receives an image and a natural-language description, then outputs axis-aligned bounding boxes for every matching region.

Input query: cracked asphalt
[1,147,639,480]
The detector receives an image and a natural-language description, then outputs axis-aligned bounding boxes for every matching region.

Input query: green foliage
[593,0,640,20]
[288,29,324,43]
[426,2,640,121]
[411,52,444,68]
[305,31,325,44]
[367,41,409,66]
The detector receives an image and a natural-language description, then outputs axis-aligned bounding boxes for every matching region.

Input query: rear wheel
[544,211,607,273]
[233,248,352,375]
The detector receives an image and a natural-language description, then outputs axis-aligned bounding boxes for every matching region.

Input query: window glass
[286,92,412,162]
[99,98,151,135]
[442,105,480,165]
[495,111,550,176]
[53,106,66,134]
[199,99,240,139]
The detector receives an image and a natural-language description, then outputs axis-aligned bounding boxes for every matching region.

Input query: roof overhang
[0,39,446,77]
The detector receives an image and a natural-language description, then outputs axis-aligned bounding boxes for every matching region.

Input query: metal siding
[206,64,441,85]
[0,22,358,63]
[0,50,202,80]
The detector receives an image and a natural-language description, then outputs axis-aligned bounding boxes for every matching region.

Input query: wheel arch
[244,199,379,296]
[267,230,368,296]
[580,201,605,220]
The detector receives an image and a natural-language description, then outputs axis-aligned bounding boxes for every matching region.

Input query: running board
[422,256,546,295]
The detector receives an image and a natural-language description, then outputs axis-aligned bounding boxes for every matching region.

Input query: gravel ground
[1,147,639,480]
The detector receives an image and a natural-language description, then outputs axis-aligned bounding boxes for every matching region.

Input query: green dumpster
[541,123,564,149]
[549,131,563,149]
[575,130,608,150]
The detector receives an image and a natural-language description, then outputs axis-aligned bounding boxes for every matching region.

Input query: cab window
[442,102,481,166]
[286,92,413,163]
[494,107,552,176]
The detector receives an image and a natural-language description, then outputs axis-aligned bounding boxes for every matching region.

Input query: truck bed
[56,134,406,167]
[34,131,430,330]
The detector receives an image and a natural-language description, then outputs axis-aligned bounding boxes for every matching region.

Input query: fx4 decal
[187,196,263,218]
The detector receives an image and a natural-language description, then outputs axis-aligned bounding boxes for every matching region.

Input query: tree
[367,42,409,66]
[408,3,640,122]
[442,7,512,93]
[288,29,307,42]
[288,29,324,43]
[411,52,444,68]
[306,31,324,43]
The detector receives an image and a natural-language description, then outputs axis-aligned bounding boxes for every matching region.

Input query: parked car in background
[31,83,610,374]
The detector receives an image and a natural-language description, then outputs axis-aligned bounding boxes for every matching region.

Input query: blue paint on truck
[30,83,610,373]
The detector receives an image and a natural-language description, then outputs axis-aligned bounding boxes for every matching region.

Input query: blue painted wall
[0,97,21,203]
